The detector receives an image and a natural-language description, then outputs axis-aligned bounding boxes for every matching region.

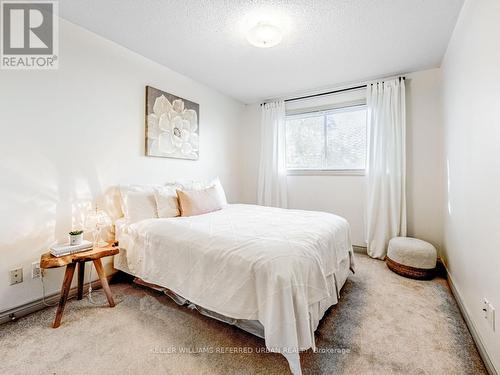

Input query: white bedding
[114,204,354,374]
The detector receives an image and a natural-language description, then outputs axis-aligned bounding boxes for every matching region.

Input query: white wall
[241,69,444,249]
[441,0,500,370]
[405,69,444,250]
[0,19,245,313]
[240,103,261,205]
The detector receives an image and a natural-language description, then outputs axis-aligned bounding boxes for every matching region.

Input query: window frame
[285,103,368,176]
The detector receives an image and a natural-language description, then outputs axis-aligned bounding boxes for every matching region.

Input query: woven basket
[386,256,435,280]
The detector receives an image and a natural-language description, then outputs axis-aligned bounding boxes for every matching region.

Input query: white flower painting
[146,86,199,160]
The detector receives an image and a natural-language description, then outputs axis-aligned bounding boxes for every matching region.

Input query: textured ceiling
[60,0,464,103]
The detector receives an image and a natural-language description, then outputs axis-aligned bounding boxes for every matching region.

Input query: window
[285,105,367,172]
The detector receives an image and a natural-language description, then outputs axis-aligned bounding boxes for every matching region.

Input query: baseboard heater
[0,276,112,325]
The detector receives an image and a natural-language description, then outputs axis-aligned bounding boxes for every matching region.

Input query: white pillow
[172,179,203,191]
[125,191,158,223]
[211,177,228,206]
[154,186,180,218]
[119,185,158,220]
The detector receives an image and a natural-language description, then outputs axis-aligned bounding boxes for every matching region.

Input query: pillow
[211,177,228,206]
[154,186,180,218]
[125,191,158,223]
[119,185,158,220]
[177,185,226,217]
[172,179,204,191]
[173,177,228,206]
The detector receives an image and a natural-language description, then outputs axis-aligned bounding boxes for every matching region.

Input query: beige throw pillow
[173,177,227,203]
[177,185,226,217]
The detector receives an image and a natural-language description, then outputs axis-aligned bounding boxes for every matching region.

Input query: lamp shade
[85,209,111,230]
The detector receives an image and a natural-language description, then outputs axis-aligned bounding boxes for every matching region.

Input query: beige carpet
[0,254,486,375]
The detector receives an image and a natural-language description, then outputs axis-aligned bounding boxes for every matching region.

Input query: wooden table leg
[77,262,85,300]
[53,263,76,328]
[92,258,115,307]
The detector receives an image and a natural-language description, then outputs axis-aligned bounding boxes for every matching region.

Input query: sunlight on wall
[0,18,245,313]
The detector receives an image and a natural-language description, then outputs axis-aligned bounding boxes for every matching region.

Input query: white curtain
[366,79,407,259]
[257,101,287,208]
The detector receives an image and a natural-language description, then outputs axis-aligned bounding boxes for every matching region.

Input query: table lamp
[85,207,112,247]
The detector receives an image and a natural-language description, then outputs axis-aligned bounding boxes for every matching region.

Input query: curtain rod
[261,76,405,106]
[284,84,366,103]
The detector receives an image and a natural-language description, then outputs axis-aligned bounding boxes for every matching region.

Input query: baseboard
[0,275,113,325]
[445,264,498,375]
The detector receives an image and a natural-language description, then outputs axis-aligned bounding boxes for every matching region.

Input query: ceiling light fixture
[246,22,282,48]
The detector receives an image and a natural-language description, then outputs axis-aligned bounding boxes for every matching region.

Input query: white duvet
[115,204,354,371]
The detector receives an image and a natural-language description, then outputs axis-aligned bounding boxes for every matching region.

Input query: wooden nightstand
[40,244,119,328]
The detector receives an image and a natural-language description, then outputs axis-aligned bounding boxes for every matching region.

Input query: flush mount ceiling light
[246,22,283,48]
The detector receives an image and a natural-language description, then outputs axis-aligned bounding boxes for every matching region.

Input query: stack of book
[50,240,93,257]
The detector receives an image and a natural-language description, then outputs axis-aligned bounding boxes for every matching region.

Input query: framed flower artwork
[145,86,199,160]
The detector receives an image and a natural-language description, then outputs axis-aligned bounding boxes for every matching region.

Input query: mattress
[114,204,355,374]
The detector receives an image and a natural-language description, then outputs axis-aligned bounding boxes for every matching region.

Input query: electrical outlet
[483,298,496,331]
[32,261,41,279]
[9,268,23,285]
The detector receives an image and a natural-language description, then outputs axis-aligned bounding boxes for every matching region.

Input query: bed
[113,203,355,375]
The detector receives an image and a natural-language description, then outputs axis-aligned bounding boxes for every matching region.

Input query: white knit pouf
[386,237,437,279]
